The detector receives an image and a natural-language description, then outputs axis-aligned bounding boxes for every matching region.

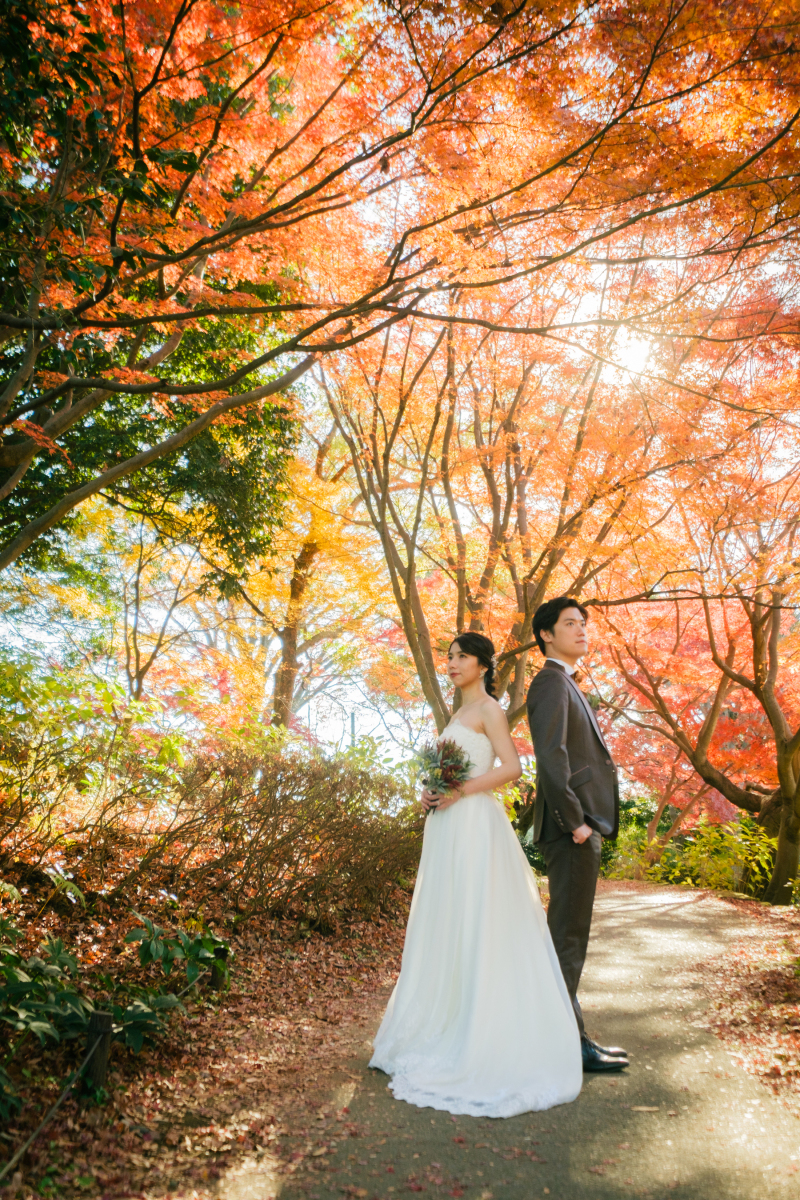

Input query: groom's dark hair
[533,596,589,654]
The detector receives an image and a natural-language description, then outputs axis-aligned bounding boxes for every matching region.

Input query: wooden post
[85,1011,113,1090]
[210,946,229,990]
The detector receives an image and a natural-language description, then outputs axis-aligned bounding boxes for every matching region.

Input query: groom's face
[543,607,589,659]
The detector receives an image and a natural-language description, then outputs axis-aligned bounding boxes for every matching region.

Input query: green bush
[604,814,778,896]
[0,913,232,1118]
[124,911,231,987]
[650,817,777,894]
[513,786,666,878]
[602,823,650,880]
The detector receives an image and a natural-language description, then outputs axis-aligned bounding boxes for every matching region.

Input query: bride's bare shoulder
[457,696,505,734]
[478,695,506,727]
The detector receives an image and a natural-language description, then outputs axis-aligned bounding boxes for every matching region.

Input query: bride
[370,632,582,1117]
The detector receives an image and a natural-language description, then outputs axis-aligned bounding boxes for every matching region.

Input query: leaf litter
[692,895,800,1118]
[0,896,409,1200]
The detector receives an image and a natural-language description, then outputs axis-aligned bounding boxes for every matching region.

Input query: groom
[526,596,629,1073]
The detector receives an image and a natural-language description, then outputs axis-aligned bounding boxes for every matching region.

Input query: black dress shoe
[581,1037,629,1073]
[584,1036,629,1059]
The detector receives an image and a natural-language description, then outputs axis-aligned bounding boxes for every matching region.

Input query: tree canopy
[4,0,800,567]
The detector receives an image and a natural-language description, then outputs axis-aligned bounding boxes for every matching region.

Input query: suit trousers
[541,828,602,1036]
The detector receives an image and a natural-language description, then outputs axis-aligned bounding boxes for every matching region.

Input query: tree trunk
[272,540,319,726]
[762,798,800,905]
[756,789,783,837]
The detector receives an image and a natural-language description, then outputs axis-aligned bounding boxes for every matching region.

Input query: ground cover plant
[0,910,230,1122]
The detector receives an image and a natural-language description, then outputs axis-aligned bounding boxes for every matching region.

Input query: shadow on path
[230,883,800,1200]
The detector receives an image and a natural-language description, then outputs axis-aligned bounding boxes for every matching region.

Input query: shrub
[605,815,778,896]
[650,817,777,894]
[512,780,655,878]
[0,913,230,1118]
[0,656,189,878]
[0,665,423,931]
[160,750,422,928]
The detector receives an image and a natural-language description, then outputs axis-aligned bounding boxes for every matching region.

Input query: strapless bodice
[440,719,496,778]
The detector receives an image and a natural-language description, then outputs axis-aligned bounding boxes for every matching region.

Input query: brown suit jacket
[526,659,619,843]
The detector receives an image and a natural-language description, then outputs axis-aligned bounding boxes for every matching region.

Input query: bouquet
[414,738,473,808]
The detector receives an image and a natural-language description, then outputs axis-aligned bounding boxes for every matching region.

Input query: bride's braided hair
[449,632,498,698]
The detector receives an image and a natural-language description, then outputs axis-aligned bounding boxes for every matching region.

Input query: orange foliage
[5,0,800,566]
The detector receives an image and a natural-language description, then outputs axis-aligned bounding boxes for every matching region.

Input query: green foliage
[125,911,232,986]
[599,793,688,879]
[0,651,192,867]
[106,992,184,1056]
[512,786,781,899]
[344,736,416,799]
[650,817,777,893]
[0,881,22,905]
[2,327,298,583]
[0,1062,18,1121]
[0,922,92,1117]
[0,913,232,1115]
[505,763,546,873]
[0,931,88,1047]
[618,793,663,830]
[0,918,23,947]
[602,822,649,878]
[604,813,778,896]
[42,869,86,911]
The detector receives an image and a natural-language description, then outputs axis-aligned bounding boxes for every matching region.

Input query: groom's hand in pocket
[571,822,593,844]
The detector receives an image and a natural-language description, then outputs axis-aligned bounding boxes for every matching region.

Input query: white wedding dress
[370,719,582,1117]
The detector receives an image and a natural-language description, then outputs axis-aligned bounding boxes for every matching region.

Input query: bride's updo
[449,632,498,698]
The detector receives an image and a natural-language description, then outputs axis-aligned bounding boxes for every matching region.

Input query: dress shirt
[545,656,579,676]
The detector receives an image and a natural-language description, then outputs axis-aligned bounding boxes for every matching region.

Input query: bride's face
[447,642,483,689]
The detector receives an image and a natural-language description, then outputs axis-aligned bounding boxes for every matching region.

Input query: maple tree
[597,446,800,903]
[321,283,786,732]
[4,0,800,576]
[170,447,383,731]
[605,734,715,866]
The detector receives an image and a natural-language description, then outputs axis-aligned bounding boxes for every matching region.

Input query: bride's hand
[421,787,441,812]
[431,785,463,812]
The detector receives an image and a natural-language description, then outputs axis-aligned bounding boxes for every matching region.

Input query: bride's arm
[435,701,522,811]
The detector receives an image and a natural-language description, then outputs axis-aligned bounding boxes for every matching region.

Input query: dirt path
[263,883,800,1200]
